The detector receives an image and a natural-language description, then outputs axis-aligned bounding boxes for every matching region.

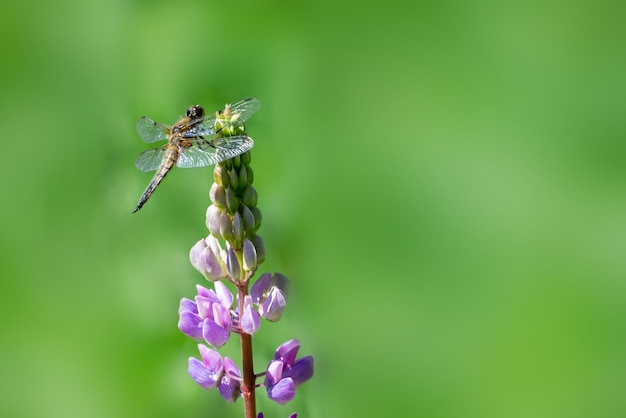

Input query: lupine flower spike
[177,98,313,418]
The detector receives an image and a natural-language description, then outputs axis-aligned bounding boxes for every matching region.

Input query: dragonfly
[132,97,260,213]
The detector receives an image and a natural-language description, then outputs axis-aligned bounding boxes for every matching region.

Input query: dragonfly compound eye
[186,105,204,119]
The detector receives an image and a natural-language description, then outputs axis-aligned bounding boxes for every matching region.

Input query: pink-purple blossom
[264,339,314,404]
[218,357,242,402]
[188,344,224,389]
[178,282,234,348]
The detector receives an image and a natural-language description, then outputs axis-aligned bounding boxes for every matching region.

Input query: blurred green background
[1,0,625,417]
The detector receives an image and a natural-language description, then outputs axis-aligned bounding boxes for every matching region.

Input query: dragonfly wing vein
[135,147,166,172]
[226,98,261,127]
[136,117,169,143]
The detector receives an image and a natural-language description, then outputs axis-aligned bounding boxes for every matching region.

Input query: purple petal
[202,319,230,348]
[259,287,286,322]
[214,281,233,308]
[283,356,314,386]
[189,238,208,271]
[267,377,295,405]
[206,235,223,254]
[212,303,232,329]
[223,357,241,378]
[271,273,290,297]
[198,344,223,369]
[206,205,221,237]
[265,360,284,387]
[188,345,223,389]
[218,357,241,403]
[274,339,300,366]
[196,284,213,298]
[240,295,260,335]
[218,376,236,402]
[189,358,218,389]
[178,311,203,340]
[250,272,272,303]
[195,295,213,319]
[179,298,198,315]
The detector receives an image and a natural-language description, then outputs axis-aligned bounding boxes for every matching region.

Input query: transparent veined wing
[224,97,261,127]
[136,116,170,143]
[176,135,254,168]
[135,147,167,172]
[184,98,261,138]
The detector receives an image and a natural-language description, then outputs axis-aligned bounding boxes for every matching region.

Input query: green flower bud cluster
[206,152,265,279]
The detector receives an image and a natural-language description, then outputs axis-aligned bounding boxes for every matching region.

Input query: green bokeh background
[1,0,625,417]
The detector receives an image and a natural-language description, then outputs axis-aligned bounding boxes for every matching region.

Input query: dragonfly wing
[176,136,254,168]
[183,122,216,138]
[136,116,169,143]
[226,98,261,127]
[183,98,261,138]
[135,147,166,172]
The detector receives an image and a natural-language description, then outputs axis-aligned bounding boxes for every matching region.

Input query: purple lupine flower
[190,236,227,281]
[179,282,235,348]
[265,360,296,404]
[188,344,224,389]
[218,357,242,402]
[265,340,314,404]
[251,273,289,322]
[200,302,231,347]
[196,283,233,348]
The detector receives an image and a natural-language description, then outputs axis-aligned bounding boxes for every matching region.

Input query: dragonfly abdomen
[132,147,180,213]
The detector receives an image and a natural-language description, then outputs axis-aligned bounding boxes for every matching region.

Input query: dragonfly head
[185,105,204,120]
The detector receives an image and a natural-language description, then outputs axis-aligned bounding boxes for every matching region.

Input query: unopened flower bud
[245,165,254,184]
[213,164,230,188]
[226,244,241,280]
[232,212,244,248]
[232,155,241,171]
[242,205,256,236]
[243,238,257,272]
[225,187,239,213]
[206,205,222,238]
[189,237,227,281]
[242,185,258,207]
[219,211,234,241]
[250,206,262,230]
[240,151,251,166]
[238,164,248,186]
[251,273,289,320]
[229,167,239,191]
[251,234,265,265]
[210,183,227,209]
